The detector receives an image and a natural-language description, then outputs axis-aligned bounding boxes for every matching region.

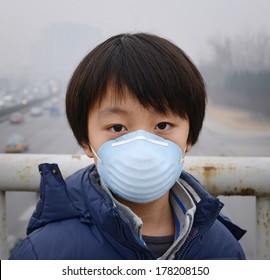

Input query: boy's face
[83,86,191,163]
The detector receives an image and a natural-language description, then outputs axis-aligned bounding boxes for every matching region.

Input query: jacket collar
[27,163,79,234]
[180,171,246,241]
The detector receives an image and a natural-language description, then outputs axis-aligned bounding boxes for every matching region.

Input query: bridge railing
[0,154,269,260]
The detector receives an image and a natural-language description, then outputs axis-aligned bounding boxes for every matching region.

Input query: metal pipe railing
[0,154,269,259]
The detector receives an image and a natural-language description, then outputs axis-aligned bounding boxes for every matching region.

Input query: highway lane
[0,108,80,155]
[190,112,270,157]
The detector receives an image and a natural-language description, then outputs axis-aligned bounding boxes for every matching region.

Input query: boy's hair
[66,32,207,146]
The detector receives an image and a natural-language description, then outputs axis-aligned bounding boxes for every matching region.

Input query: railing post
[256,196,270,259]
[0,191,8,260]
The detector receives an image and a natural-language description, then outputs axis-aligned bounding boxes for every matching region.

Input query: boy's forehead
[90,83,184,119]
[95,86,138,110]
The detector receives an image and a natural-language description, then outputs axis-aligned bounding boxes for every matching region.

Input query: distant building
[29,22,102,81]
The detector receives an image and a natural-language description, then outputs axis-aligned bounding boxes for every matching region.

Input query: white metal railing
[0,154,269,260]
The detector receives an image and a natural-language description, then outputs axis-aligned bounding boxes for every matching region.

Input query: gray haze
[1,0,270,77]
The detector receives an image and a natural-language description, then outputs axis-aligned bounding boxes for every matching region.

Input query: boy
[10,33,246,259]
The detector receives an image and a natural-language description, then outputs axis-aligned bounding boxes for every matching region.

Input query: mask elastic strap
[89,144,103,164]
[180,145,188,164]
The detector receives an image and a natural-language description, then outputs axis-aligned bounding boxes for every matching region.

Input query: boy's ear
[82,143,94,158]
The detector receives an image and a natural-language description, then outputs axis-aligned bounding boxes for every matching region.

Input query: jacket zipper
[88,172,157,260]
[114,210,154,260]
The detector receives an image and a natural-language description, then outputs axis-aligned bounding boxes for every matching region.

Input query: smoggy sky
[1,0,269,76]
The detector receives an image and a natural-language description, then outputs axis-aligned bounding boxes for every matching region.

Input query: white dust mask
[92,130,185,203]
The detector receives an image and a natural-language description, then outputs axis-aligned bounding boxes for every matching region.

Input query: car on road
[3,134,29,153]
[9,112,24,124]
[49,105,61,116]
[30,106,43,117]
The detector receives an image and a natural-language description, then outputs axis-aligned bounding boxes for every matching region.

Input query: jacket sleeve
[9,238,37,260]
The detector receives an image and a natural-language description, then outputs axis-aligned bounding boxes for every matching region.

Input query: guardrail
[0,154,269,260]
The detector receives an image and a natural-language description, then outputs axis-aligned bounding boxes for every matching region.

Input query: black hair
[66,32,207,146]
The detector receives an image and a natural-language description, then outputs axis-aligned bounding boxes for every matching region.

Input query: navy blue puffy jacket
[9,163,246,260]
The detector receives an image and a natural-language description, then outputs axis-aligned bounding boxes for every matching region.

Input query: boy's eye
[155,122,171,130]
[110,124,127,132]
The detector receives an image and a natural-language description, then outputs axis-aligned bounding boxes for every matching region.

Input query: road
[0,107,80,155]
[1,100,270,258]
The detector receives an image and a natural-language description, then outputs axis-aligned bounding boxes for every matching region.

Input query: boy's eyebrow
[98,107,129,117]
